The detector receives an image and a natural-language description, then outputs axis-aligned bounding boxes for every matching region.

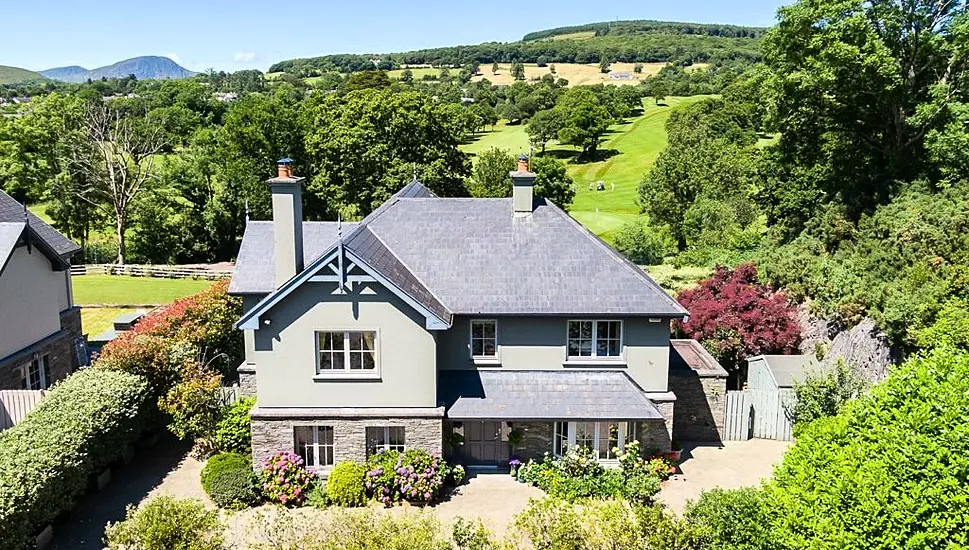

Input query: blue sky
[6,0,786,72]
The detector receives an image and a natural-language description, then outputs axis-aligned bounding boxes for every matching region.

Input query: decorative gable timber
[235,239,451,332]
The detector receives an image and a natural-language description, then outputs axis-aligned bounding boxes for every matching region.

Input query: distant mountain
[41,56,195,83]
[0,65,47,85]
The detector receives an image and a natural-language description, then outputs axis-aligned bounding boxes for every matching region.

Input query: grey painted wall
[246,281,437,408]
[746,358,777,390]
[437,316,672,392]
[0,246,70,359]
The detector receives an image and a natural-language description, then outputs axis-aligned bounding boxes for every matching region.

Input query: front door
[464,421,508,465]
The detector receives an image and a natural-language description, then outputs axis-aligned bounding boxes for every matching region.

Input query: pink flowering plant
[364,448,447,505]
[259,450,315,506]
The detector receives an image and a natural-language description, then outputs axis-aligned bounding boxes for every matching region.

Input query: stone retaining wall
[669,370,726,443]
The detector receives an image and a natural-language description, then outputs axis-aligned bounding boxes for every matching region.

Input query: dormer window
[470,319,497,359]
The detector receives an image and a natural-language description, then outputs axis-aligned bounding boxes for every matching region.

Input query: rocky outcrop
[797,304,895,383]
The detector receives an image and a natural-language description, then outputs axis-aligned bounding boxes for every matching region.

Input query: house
[608,72,634,80]
[230,158,689,472]
[0,191,83,390]
[746,354,821,391]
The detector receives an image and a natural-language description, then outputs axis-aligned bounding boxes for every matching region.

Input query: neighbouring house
[230,158,689,473]
[608,72,634,80]
[746,354,822,392]
[0,191,83,390]
[668,339,728,443]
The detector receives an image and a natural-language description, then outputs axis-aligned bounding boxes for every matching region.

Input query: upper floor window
[317,331,376,374]
[294,425,334,469]
[21,354,50,390]
[470,319,497,358]
[567,320,622,359]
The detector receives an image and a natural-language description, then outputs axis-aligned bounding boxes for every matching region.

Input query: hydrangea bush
[259,451,315,506]
[364,449,447,505]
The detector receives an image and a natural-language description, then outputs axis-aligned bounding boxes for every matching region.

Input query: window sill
[563,360,627,367]
[472,357,501,366]
[313,373,381,381]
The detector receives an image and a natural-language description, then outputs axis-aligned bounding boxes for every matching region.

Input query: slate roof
[0,223,25,273]
[670,339,728,378]
[0,190,80,258]
[438,370,663,420]
[230,181,687,318]
[752,355,822,388]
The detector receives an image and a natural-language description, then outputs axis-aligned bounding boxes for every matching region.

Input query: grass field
[0,65,46,85]
[80,307,139,336]
[461,95,711,242]
[73,275,213,305]
[472,62,665,87]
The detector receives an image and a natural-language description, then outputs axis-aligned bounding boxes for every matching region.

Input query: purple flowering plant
[259,450,315,506]
[364,448,447,505]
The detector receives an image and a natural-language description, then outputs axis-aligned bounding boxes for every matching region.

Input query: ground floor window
[21,354,50,390]
[366,426,405,456]
[554,421,631,460]
[294,426,334,469]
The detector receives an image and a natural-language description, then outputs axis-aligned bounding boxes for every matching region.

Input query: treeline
[522,19,767,41]
[268,33,762,77]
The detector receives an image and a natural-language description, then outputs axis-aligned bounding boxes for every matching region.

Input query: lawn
[471,62,664,87]
[80,307,138,336]
[72,275,213,305]
[461,95,712,242]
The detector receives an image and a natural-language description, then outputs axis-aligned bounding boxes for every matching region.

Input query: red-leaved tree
[676,264,801,379]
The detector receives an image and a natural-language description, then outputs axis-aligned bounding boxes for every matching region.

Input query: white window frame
[294,426,334,470]
[469,319,499,363]
[366,426,406,456]
[554,421,630,461]
[314,330,379,379]
[566,320,624,361]
[21,354,50,390]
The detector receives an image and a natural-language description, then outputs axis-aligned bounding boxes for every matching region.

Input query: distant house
[214,92,239,102]
[746,354,821,391]
[230,158,691,472]
[608,72,634,80]
[0,191,83,390]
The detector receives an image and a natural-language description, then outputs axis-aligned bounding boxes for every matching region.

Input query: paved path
[48,436,194,550]
[429,472,545,534]
[658,439,792,514]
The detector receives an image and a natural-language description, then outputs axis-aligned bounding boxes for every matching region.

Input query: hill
[269,19,763,76]
[0,65,47,85]
[41,56,195,83]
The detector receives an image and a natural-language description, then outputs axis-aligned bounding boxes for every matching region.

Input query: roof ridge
[542,201,688,316]
[362,224,453,316]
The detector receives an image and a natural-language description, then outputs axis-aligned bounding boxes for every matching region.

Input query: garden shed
[746,354,821,391]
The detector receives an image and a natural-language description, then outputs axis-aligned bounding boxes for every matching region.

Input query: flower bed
[364,449,449,505]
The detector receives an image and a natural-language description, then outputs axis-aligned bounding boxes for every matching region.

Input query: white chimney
[268,158,304,288]
[510,154,535,215]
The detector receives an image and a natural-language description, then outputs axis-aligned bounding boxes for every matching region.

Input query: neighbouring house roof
[231,180,687,320]
[670,339,728,378]
[0,222,25,274]
[749,354,822,388]
[438,370,664,420]
[0,190,80,258]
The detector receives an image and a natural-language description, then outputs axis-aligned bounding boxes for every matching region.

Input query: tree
[400,69,413,83]
[67,104,169,264]
[599,58,612,73]
[675,264,801,380]
[491,61,499,75]
[536,56,548,67]
[554,88,612,159]
[467,147,515,198]
[549,64,556,74]
[634,63,644,74]
[531,155,575,210]
[525,109,562,154]
[510,62,526,81]
[614,219,673,264]
[345,70,391,91]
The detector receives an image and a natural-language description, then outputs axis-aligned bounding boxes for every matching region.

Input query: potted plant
[508,456,523,478]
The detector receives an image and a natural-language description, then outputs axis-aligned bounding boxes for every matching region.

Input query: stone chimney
[267,158,304,288]
[510,154,536,215]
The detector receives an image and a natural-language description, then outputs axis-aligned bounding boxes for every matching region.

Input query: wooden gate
[724,390,793,441]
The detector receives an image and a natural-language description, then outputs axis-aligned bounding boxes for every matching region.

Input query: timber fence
[0,390,46,431]
[70,264,233,280]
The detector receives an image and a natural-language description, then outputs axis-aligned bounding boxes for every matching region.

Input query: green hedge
[0,368,151,549]
[201,453,259,509]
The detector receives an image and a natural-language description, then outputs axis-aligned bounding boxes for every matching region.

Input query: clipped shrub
[326,461,367,507]
[448,464,466,486]
[0,368,151,550]
[259,451,315,506]
[201,453,259,510]
[215,397,255,453]
[104,496,226,550]
[622,472,662,503]
[684,487,770,550]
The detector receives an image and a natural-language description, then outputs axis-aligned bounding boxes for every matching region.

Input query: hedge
[0,368,151,549]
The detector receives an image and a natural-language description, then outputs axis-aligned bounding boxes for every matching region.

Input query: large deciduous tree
[554,87,612,159]
[526,109,562,154]
[531,155,575,210]
[468,147,515,198]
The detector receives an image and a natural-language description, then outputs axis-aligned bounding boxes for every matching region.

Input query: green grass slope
[461,95,711,242]
[73,275,213,306]
[0,65,46,84]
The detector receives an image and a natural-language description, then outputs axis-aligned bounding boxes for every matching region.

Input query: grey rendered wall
[247,282,437,408]
[0,247,66,359]
[437,316,672,392]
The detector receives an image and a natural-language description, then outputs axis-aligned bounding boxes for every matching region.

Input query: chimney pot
[517,154,529,172]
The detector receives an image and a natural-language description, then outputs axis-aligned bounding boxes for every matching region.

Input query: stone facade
[634,420,673,452]
[669,370,726,443]
[0,307,81,390]
[237,365,256,398]
[514,421,553,461]
[251,411,443,472]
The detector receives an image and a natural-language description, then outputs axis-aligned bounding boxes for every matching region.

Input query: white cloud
[164,52,182,64]
[233,51,257,63]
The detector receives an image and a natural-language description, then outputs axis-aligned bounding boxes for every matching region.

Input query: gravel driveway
[658,439,792,514]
